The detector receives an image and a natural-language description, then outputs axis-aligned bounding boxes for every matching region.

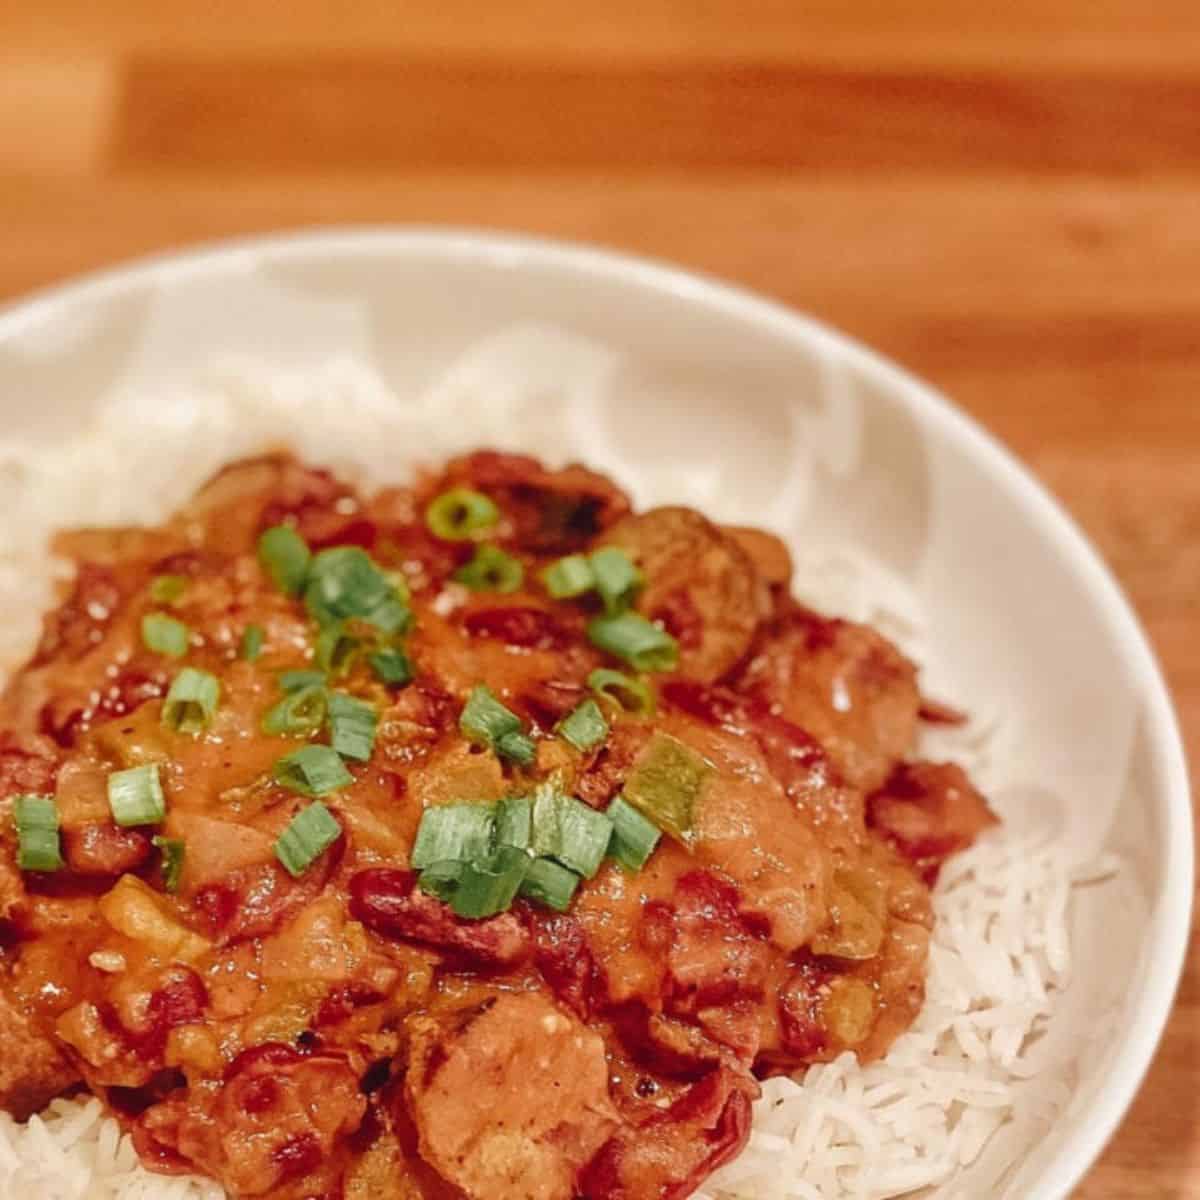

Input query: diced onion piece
[275,801,342,878]
[12,794,63,872]
[272,745,353,797]
[141,613,190,659]
[622,732,712,846]
[107,763,166,827]
[605,795,662,872]
[556,698,609,752]
[162,668,221,736]
[425,488,500,541]
[586,611,678,673]
[98,874,210,961]
[257,525,311,595]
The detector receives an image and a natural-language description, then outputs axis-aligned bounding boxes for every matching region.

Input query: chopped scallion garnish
[459,684,520,748]
[494,795,532,852]
[623,731,712,845]
[369,647,413,687]
[541,553,595,599]
[149,574,188,606]
[411,803,496,870]
[314,621,361,678]
[239,624,265,662]
[605,795,662,872]
[258,525,312,595]
[448,846,530,919]
[495,730,536,767]
[425,488,500,541]
[262,683,328,738]
[305,546,409,632]
[12,794,63,872]
[588,668,656,716]
[272,745,353,797]
[162,667,221,736]
[275,801,342,877]
[587,611,679,673]
[453,544,525,594]
[279,669,326,693]
[556,698,609,752]
[417,859,464,903]
[530,784,613,879]
[142,612,190,659]
[327,692,378,762]
[152,835,185,893]
[107,763,166,828]
[589,547,643,616]
[519,856,581,913]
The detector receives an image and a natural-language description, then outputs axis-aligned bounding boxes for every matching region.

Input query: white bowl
[0,229,1190,1198]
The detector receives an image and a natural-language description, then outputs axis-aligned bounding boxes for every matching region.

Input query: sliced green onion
[449,846,530,919]
[272,745,353,797]
[606,794,662,872]
[417,859,464,903]
[494,795,532,851]
[588,668,656,716]
[411,803,496,870]
[556,698,609,752]
[149,574,188,606]
[495,730,536,767]
[258,525,311,595]
[541,554,595,599]
[587,611,679,673]
[161,668,221,736]
[453,544,525,594]
[425,488,500,541]
[304,547,408,631]
[142,612,190,659]
[623,731,712,846]
[107,763,166,827]
[239,624,265,662]
[279,669,326,693]
[314,621,361,678]
[530,784,613,880]
[459,685,522,747]
[327,692,378,763]
[590,547,643,615]
[275,801,342,877]
[262,683,328,738]
[152,835,185,893]
[369,647,413,688]
[519,857,581,912]
[12,795,63,872]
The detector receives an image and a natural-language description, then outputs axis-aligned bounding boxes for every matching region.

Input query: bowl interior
[0,230,1190,1198]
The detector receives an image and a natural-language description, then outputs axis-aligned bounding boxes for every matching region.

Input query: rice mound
[0,349,1114,1199]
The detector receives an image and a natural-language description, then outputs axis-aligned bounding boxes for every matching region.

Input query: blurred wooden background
[2,2,1197,1194]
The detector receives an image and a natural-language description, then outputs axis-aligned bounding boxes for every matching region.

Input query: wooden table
[1,4,1196,1194]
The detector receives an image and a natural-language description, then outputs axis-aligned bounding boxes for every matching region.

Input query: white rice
[0,348,1113,1199]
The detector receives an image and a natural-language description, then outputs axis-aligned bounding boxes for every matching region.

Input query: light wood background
[2,4,1197,1195]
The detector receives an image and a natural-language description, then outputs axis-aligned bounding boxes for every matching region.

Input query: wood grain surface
[1,4,1196,1195]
